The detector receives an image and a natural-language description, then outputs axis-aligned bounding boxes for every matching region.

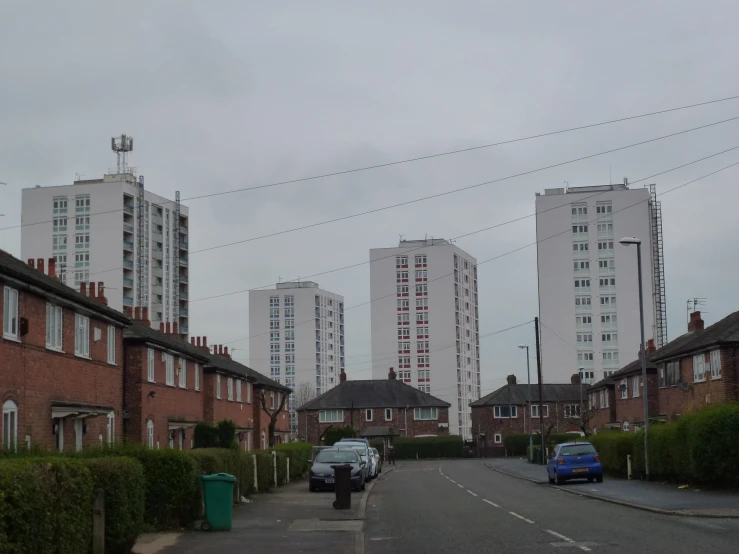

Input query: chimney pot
[191,337,196,345]
[141,306,149,324]
[28,259,35,269]
[202,336,208,351]
[97,282,107,305]
[196,337,201,347]
[388,367,397,380]
[688,311,704,332]
[160,322,165,333]
[89,282,96,298]
[134,307,140,320]
[124,306,133,317]
[340,369,347,383]
[173,322,179,335]
[507,374,517,386]
[165,322,171,334]
[80,282,87,296]
[571,373,581,385]
[48,258,56,279]
[224,346,229,357]
[37,259,45,274]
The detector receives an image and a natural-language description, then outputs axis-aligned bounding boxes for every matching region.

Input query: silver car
[371,447,382,475]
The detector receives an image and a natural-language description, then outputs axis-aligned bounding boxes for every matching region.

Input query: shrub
[274,442,313,479]
[83,457,145,554]
[589,431,636,475]
[217,420,237,448]
[324,426,357,445]
[0,458,93,554]
[276,452,288,485]
[254,451,274,491]
[194,423,218,448]
[393,436,464,459]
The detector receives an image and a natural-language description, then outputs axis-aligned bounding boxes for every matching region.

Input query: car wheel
[596,475,603,483]
[309,484,317,492]
[587,477,594,483]
[548,471,555,485]
[555,471,564,486]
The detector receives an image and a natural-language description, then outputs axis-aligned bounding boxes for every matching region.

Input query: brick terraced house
[1,251,130,451]
[297,367,451,446]
[470,375,583,456]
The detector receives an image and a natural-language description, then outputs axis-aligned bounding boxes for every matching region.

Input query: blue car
[547,442,603,485]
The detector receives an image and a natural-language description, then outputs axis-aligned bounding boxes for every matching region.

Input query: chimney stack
[37,258,44,274]
[89,282,96,298]
[507,374,517,386]
[202,336,208,352]
[165,322,171,334]
[124,306,133,317]
[191,337,196,345]
[28,259,35,269]
[172,322,179,335]
[688,311,705,333]
[388,367,396,380]
[141,307,150,326]
[160,322,165,333]
[97,282,107,305]
[196,337,201,347]
[48,258,56,279]
[571,373,581,385]
[134,307,141,321]
[647,338,656,354]
[340,368,347,383]
[223,346,230,359]
[80,282,87,296]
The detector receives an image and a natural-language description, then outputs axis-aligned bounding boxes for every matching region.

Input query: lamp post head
[518,345,528,350]
[619,236,642,246]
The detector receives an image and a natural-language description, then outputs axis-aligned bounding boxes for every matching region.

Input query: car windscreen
[314,450,359,464]
[559,444,596,456]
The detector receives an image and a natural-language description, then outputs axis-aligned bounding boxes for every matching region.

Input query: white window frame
[107,411,115,445]
[493,405,517,418]
[74,314,90,357]
[693,354,706,383]
[227,377,234,401]
[385,408,392,421]
[564,404,581,419]
[216,374,222,399]
[194,363,200,391]
[179,359,187,388]
[413,407,438,421]
[620,378,628,399]
[147,419,154,448]
[530,404,549,418]
[319,409,344,423]
[710,349,721,379]
[147,348,155,382]
[494,433,502,444]
[3,286,19,339]
[632,376,640,397]
[2,400,18,452]
[236,380,242,402]
[247,382,252,403]
[270,391,275,409]
[165,354,175,386]
[365,409,373,421]
[107,325,116,364]
[46,303,63,351]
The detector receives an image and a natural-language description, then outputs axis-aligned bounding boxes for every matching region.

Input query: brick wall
[299,406,450,445]
[1,277,124,451]
[588,386,617,432]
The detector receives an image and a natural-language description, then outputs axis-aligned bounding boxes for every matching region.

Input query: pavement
[485,457,739,517]
[365,459,739,553]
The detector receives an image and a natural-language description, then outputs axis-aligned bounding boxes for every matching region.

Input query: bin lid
[198,473,237,482]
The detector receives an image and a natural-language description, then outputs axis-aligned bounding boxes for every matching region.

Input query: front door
[74,419,84,451]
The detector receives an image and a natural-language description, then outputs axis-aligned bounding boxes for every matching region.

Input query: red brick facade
[1,258,128,452]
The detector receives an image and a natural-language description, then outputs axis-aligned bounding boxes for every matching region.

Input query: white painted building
[249,281,345,436]
[370,239,480,439]
[21,172,189,334]
[535,182,666,385]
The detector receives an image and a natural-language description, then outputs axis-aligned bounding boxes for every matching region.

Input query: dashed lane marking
[483,499,500,508]
[457,484,464,489]
[449,479,456,484]
[509,511,535,524]
[546,530,591,551]
[467,490,478,497]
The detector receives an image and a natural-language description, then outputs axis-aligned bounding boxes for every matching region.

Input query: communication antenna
[0,181,5,217]
[111,135,134,174]
[687,298,707,326]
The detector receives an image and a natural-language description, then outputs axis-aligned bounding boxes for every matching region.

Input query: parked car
[547,442,603,485]
[372,447,382,474]
[309,448,366,492]
[333,440,374,480]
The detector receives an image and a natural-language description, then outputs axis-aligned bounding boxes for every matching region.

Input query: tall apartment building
[370,239,480,439]
[249,281,345,436]
[535,182,667,384]
[21,170,189,335]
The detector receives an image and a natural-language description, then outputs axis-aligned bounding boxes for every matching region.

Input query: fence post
[627,454,632,480]
[253,454,258,493]
[287,457,290,483]
[92,489,105,554]
[273,451,278,487]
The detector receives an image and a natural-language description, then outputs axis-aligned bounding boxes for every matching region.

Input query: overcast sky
[1,2,738,401]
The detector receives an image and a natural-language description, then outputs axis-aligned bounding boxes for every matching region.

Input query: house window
[2,400,18,452]
[319,409,344,423]
[632,376,640,397]
[228,378,234,400]
[493,406,517,418]
[599,390,605,408]
[165,355,175,386]
[147,420,154,448]
[107,325,116,364]
[74,314,90,357]
[494,433,502,444]
[194,363,200,391]
[365,409,373,421]
[247,383,252,403]
[236,380,242,402]
[413,407,438,420]
[216,375,222,399]
[530,404,549,418]
[385,408,392,421]
[147,349,155,382]
[46,304,63,350]
[107,411,115,445]
[3,286,19,338]
[693,354,706,383]
[564,404,581,418]
[270,391,275,409]
[179,359,187,388]
[622,421,630,432]
[620,378,628,399]
[710,350,721,379]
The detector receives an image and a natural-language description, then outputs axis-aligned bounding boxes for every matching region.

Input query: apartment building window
[596,204,612,214]
[236,380,242,402]
[575,297,591,309]
[599,277,616,289]
[75,215,90,230]
[319,409,344,423]
[398,298,410,309]
[285,342,295,352]
[576,333,593,343]
[710,350,721,379]
[270,331,280,342]
[398,341,410,351]
[659,361,680,387]
[601,314,617,325]
[572,224,588,233]
[269,296,280,307]
[620,378,628,399]
[416,298,428,308]
[227,378,234,400]
[398,370,411,380]
[270,320,280,330]
[571,205,587,216]
[285,319,294,329]
[194,363,200,391]
[165,354,175,386]
[418,355,429,365]
[600,296,616,307]
[417,340,429,350]
[574,260,589,271]
[269,308,279,319]
[531,405,549,418]
[415,270,427,279]
[414,407,438,420]
[107,325,116,364]
[75,195,90,212]
[216,375,222,399]
[74,314,89,357]
[284,307,294,318]
[396,256,408,266]
[415,255,426,265]
[285,354,295,364]
[415,312,428,323]
[397,271,409,281]
[53,217,68,232]
[46,304,63,350]
[53,197,68,213]
[575,315,592,328]
[602,333,617,345]
[572,242,589,252]
[418,384,431,393]
[270,343,280,353]
[418,368,430,380]
[416,284,428,294]
[599,259,615,272]
[398,356,410,366]
[577,351,594,362]
[489,405,517,419]
[284,295,294,306]
[148,348,155,382]
[397,284,409,294]
[52,235,68,251]
[574,278,590,289]
[179,359,187,388]
[74,252,90,267]
[398,313,409,323]
[603,351,619,364]
[693,353,706,382]
[597,240,615,251]
[385,408,392,421]
[564,404,581,418]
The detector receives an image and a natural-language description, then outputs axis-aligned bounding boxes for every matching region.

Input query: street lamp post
[518,345,532,460]
[579,366,584,421]
[619,236,650,480]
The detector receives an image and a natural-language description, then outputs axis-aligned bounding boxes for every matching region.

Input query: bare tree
[294,382,317,410]
[259,389,290,447]
[570,404,597,436]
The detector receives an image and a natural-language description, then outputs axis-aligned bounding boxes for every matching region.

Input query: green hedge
[274,442,312,479]
[254,451,274,491]
[324,426,357,445]
[588,431,636,475]
[505,433,580,457]
[83,457,145,554]
[0,458,93,554]
[393,436,464,459]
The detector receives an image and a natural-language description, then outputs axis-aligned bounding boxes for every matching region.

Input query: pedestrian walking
[387,445,396,465]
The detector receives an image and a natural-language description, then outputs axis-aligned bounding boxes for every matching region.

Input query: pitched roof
[470,383,581,407]
[652,310,739,361]
[124,321,211,362]
[589,357,658,390]
[296,379,451,411]
[203,352,291,393]
[0,249,129,324]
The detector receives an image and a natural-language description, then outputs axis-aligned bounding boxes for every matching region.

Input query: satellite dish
[618,384,627,392]
[676,380,690,392]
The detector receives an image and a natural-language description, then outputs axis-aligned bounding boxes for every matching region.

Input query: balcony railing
[123,240,134,250]
[123,223,134,233]
[180,324,188,334]
[123,296,134,306]
[123,259,134,269]
[179,257,188,267]
[572,232,589,241]
[180,308,188,317]
[123,205,134,215]
[180,291,188,300]
[573,249,589,259]
[123,277,134,288]
[575,304,592,314]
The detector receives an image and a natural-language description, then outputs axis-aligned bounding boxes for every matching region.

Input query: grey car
[309,448,366,492]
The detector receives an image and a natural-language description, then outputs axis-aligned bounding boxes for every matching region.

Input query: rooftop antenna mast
[688,298,707,327]
[111,134,133,174]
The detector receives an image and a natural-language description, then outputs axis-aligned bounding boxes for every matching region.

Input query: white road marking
[546,530,572,541]
[482,499,500,508]
[449,479,456,484]
[457,484,464,489]
[509,511,535,524]
[467,490,478,497]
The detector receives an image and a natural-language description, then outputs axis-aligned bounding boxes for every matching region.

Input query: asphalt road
[365,460,739,553]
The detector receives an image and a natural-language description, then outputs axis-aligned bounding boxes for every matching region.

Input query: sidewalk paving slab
[485,458,739,518]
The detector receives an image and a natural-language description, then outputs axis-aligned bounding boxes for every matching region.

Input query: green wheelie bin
[198,473,237,531]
